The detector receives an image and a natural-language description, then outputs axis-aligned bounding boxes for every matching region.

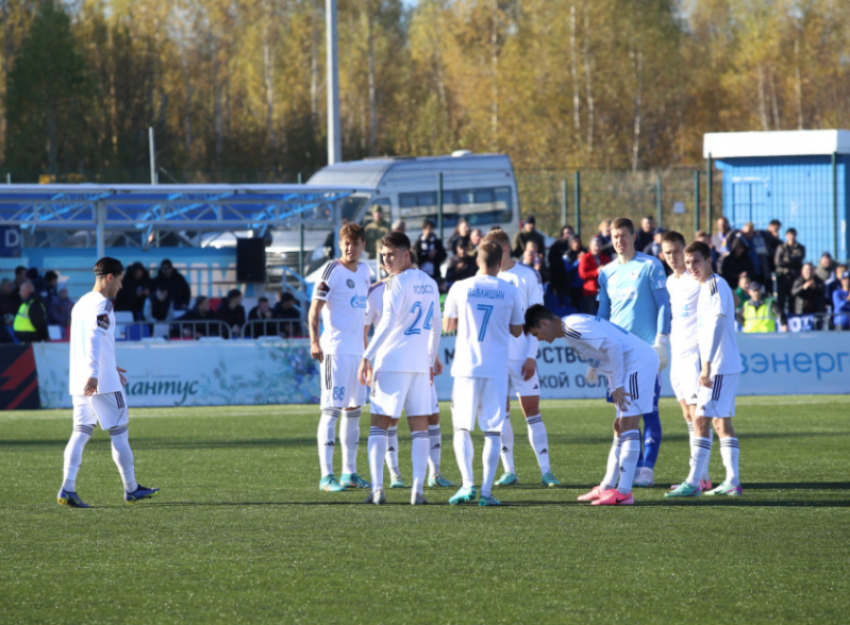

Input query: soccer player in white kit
[524,305,659,506]
[364,270,453,491]
[358,232,442,505]
[309,223,372,492]
[443,241,524,507]
[661,231,712,491]
[57,257,159,508]
[667,241,743,498]
[482,229,561,488]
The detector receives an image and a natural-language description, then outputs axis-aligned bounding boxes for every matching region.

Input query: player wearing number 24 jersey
[443,240,524,507]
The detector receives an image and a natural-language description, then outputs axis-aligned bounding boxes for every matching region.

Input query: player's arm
[442,287,458,334]
[650,264,671,370]
[596,272,611,320]
[509,289,524,338]
[82,304,109,396]
[598,336,626,397]
[699,286,727,387]
[360,280,400,384]
[427,293,442,374]
[522,278,544,378]
[308,299,325,362]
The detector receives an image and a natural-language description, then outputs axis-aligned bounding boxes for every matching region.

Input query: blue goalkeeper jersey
[597,252,671,345]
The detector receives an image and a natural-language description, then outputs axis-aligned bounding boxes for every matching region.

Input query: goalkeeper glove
[653,335,669,371]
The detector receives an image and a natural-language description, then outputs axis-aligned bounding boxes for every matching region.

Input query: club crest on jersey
[96,314,110,330]
[346,278,355,288]
[630,270,640,280]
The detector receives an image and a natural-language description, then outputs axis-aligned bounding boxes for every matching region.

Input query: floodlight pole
[96,200,106,259]
[149,127,157,185]
[326,0,342,165]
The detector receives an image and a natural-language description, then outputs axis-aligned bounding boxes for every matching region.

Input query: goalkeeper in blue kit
[596,217,672,487]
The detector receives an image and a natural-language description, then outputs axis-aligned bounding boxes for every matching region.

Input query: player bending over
[58,257,159,508]
[525,305,659,506]
[596,217,671,487]
[364,265,454,491]
[661,231,712,491]
[667,241,743,498]
[358,232,442,505]
[482,229,560,488]
[443,241,524,507]
[309,223,372,492]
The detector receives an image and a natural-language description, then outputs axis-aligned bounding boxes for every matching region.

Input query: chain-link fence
[515,168,723,240]
[0,167,319,185]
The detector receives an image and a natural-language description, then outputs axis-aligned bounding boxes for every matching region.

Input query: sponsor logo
[350,295,367,309]
[540,448,548,455]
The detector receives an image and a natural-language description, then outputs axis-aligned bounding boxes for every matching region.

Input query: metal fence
[114,319,305,341]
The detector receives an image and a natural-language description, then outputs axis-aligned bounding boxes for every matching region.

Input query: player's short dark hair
[258,296,269,304]
[45,270,58,281]
[195,296,208,307]
[660,231,686,247]
[643,215,655,222]
[684,240,711,261]
[524,304,557,333]
[227,289,242,300]
[422,219,435,230]
[94,257,124,278]
[381,231,411,251]
[787,227,797,235]
[482,228,510,247]
[769,219,781,227]
[477,240,503,268]
[611,217,635,234]
[15,265,27,275]
[339,222,365,243]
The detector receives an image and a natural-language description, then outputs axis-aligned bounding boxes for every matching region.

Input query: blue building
[703,130,850,262]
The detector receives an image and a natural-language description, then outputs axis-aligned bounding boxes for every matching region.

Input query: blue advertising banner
[0,226,21,258]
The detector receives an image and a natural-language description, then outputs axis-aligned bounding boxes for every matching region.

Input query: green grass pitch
[1,396,849,624]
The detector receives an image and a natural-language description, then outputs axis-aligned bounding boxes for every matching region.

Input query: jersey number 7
[476,304,494,341]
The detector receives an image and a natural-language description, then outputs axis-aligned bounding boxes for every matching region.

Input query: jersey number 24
[404,302,435,336]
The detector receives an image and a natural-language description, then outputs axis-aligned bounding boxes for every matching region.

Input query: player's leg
[496,393,518,485]
[318,355,345,491]
[593,414,640,506]
[706,374,741,496]
[385,424,404,488]
[478,376,509,506]
[518,392,559,486]
[426,384,453,487]
[92,391,158,502]
[579,415,621,502]
[449,377,478,505]
[634,373,663,487]
[366,411,396,504]
[339,355,369,489]
[403,373,434,504]
[58,396,97,507]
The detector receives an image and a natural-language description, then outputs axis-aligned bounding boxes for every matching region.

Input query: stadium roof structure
[0,183,376,255]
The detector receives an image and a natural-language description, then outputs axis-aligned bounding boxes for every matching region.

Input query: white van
[307,151,521,245]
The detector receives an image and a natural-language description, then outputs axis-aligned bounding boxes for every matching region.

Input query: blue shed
[703,130,850,262]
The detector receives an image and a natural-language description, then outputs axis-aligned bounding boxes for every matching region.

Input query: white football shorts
[369,371,433,418]
[508,359,541,397]
[610,367,655,418]
[451,376,508,433]
[696,373,739,419]
[73,390,129,431]
[321,354,367,409]
[670,349,700,406]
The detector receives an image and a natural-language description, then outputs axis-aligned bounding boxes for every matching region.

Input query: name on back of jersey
[467,287,506,300]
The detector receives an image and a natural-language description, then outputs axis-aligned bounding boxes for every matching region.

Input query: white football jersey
[499,261,544,362]
[445,274,523,379]
[69,291,121,395]
[364,281,386,329]
[560,314,657,391]
[363,269,441,374]
[697,274,742,375]
[667,270,700,356]
[313,260,371,356]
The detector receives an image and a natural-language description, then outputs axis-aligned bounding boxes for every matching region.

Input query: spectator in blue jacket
[832,270,850,330]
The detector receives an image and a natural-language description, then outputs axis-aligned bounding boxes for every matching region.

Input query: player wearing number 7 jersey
[359,232,442,505]
[443,241,525,507]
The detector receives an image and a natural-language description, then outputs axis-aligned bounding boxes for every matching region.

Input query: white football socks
[453,428,474,488]
[62,424,93,492]
[340,407,361,475]
[318,408,340,477]
[601,435,622,490]
[385,425,401,478]
[108,425,138,493]
[686,421,695,470]
[720,437,740,486]
[688,436,713,488]
[427,424,441,478]
[526,415,551,475]
[617,429,641,494]
[481,431,501,498]
[368,427,388,493]
[411,431,429,495]
[704,427,714,481]
[499,412,516,474]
